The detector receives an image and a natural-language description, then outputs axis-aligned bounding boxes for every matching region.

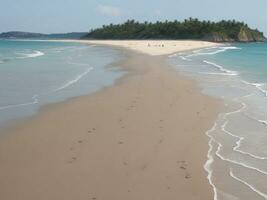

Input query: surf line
[230,169,267,199]
[204,122,219,200]
[204,96,267,200]
[203,60,238,76]
[221,94,267,161]
[205,123,267,200]
[0,95,39,111]
[55,66,94,92]
[16,50,45,59]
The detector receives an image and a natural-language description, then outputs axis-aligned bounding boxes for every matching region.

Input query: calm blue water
[0,40,124,126]
[169,43,267,200]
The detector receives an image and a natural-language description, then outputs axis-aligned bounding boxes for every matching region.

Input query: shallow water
[0,40,124,126]
[169,43,267,200]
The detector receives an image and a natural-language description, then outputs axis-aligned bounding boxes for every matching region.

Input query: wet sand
[0,50,221,200]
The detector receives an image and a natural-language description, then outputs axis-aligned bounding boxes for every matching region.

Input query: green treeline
[84,18,266,42]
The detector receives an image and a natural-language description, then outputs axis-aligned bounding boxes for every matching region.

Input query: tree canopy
[84,18,266,42]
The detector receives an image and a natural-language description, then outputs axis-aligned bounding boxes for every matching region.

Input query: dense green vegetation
[84,18,266,42]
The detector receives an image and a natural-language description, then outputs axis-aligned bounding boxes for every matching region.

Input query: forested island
[1,18,265,42]
[84,18,266,42]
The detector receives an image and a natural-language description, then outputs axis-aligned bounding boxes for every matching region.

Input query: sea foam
[230,169,267,199]
[17,50,45,59]
[170,43,267,200]
[0,95,39,111]
[203,60,239,76]
[190,46,241,56]
[55,66,94,92]
[204,123,219,200]
[242,80,267,97]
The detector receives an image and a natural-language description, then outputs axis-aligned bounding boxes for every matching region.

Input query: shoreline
[0,42,222,200]
[10,39,219,56]
[0,39,219,131]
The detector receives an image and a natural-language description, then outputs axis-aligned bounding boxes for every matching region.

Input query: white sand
[31,39,218,56]
[78,40,218,56]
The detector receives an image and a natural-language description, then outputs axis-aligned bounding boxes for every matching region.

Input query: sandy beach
[0,41,221,200]
[31,39,218,56]
[80,40,217,56]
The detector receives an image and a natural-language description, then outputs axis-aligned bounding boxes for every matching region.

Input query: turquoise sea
[169,43,267,200]
[0,40,124,126]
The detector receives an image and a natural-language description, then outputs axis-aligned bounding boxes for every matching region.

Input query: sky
[0,0,266,35]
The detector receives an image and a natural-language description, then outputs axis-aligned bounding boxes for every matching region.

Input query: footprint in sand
[180,165,186,170]
[158,138,164,144]
[67,156,77,164]
[127,104,136,111]
[131,99,137,105]
[185,173,191,179]
[118,119,125,129]
[177,161,192,179]
[141,164,147,170]
[88,128,96,134]
[68,139,85,157]
[177,160,187,169]
[123,161,128,166]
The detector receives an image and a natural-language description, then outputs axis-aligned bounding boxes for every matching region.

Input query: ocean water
[169,43,267,200]
[0,40,124,126]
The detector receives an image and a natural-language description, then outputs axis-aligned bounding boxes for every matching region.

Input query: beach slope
[0,44,221,200]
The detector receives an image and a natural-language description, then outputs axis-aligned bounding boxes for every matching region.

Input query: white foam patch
[168,53,178,58]
[204,100,267,200]
[203,60,239,76]
[0,95,39,111]
[222,121,267,160]
[200,72,237,76]
[55,66,93,92]
[242,80,267,97]
[190,46,241,56]
[221,99,267,160]
[169,46,241,63]
[230,169,267,199]
[180,56,192,61]
[17,50,45,59]
[212,131,267,176]
[204,123,219,200]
